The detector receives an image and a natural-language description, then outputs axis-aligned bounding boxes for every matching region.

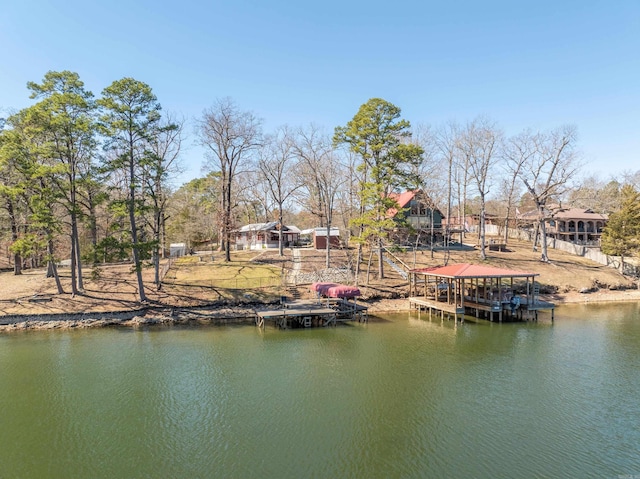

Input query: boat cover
[326,284,361,299]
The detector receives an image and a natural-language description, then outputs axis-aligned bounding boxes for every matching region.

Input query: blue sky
[1,0,639,185]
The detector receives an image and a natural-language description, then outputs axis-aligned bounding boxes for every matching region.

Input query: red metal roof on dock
[409,263,537,279]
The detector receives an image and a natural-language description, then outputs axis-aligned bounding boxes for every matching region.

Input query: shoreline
[1,287,639,332]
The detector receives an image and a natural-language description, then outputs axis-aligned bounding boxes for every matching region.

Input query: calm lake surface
[1,303,639,479]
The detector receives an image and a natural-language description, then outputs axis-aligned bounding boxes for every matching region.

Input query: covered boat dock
[408,263,555,322]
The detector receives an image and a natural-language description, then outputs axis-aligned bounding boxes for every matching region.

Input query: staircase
[383,255,409,280]
[380,247,410,280]
[286,287,301,301]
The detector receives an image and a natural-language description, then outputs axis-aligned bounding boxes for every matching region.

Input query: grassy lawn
[165,255,284,290]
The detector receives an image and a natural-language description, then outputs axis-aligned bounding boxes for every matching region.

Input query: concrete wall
[478,224,639,277]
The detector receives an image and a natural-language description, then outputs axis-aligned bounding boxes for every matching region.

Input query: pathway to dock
[286,248,302,284]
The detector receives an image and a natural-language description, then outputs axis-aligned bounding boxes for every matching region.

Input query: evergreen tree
[24,70,97,294]
[98,78,162,302]
[601,185,640,271]
[334,98,422,279]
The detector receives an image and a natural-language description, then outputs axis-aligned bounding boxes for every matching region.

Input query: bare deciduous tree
[143,113,184,288]
[457,117,501,260]
[293,125,346,267]
[258,126,301,256]
[502,130,535,243]
[515,125,582,262]
[198,98,262,261]
[434,122,461,263]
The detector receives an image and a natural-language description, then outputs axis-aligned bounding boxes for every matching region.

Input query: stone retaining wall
[288,267,353,285]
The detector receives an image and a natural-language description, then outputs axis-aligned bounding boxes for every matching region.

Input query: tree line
[0,71,182,301]
[2,72,640,300]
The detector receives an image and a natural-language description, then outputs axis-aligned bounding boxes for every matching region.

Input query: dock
[255,298,368,329]
[408,263,555,322]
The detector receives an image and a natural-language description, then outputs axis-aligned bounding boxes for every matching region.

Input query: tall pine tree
[98,78,162,303]
[334,98,422,280]
[601,185,640,272]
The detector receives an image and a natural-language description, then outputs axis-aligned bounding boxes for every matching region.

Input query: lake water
[1,303,639,478]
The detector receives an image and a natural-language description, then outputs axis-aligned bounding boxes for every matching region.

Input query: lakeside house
[518,207,608,246]
[300,227,341,249]
[235,222,301,250]
[387,190,443,230]
[387,190,444,245]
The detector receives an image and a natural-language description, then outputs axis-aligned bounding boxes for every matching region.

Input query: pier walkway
[255,298,367,329]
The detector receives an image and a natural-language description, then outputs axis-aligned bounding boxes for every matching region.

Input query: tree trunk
[154,208,161,289]
[539,208,549,262]
[377,236,384,279]
[532,222,540,252]
[129,155,146,303]
[503,209,510,244]
[7,199,22,275]
[70,229,78,296]
[462,165,468,239]
[48,238,64,294]
[224,182,232,262]
[479,197,487,260]
[478,201,487,260]
[278,212,284,257]
[89,202,99,265]
[445,154,452,266]
[161,213,167,259]
[354,243,362,286]
[325,224,331,268]
[74,224,84,291]
[218,225,225,252]
[70,180,83,292]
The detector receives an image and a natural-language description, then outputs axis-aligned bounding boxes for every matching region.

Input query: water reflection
[0,304,639,478]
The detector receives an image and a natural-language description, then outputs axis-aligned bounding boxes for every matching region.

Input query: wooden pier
[408,263,555,323]
[255,299,368,329]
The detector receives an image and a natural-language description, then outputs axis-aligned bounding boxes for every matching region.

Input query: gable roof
[387,190,441,218]
[518,207,608,222]
[552,208,608,221]
[410,263,537,279]
[238,222,277,232]
[237,222,300,233]
[388,190,416,209]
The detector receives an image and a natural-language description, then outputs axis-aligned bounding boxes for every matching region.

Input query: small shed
[169,243,187,257]
[301,227,340,249]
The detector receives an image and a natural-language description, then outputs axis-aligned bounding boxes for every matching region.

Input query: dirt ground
[1,238,639,318]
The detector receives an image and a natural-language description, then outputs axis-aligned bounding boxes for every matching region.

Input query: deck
[409,296,555,322]
[409,297,465,316]
[256,299,368,329]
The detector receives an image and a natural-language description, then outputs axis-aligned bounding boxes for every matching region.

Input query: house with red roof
[387,190,443,242]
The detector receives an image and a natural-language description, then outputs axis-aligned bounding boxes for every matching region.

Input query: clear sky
[1,0,639,186]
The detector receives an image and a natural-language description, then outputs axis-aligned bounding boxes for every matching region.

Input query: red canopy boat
[311,282,361,299]
[327,284,361,299]
[311,282,338,296]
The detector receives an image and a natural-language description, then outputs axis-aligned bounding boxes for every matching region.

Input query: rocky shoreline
[0,304,258,332]
[1,288,639,332]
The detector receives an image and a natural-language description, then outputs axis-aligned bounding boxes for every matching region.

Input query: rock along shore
[0,304,258,332]
[1,288,640,332]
